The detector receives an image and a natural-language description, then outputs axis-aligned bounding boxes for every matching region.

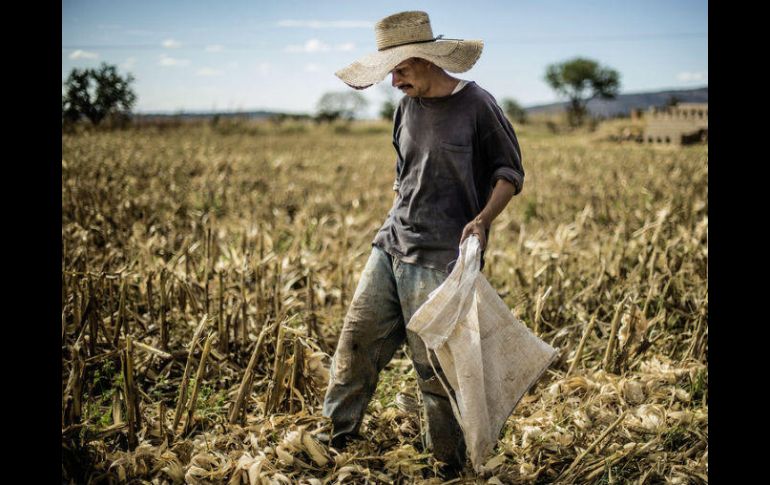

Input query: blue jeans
[322,245,466,468]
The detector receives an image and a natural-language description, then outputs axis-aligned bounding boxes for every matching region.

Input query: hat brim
[335,39,483,90]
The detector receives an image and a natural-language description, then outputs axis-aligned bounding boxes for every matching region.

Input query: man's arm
[460,178,517,250]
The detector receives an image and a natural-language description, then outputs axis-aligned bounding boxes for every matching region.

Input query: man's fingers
[474,233,486,250]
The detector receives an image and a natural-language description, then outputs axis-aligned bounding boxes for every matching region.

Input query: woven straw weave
[336,11,483,89]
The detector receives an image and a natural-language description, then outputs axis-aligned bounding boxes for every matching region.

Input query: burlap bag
[407,236,559,472]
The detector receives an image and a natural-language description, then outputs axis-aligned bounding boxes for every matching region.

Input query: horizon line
[132,84,708,116]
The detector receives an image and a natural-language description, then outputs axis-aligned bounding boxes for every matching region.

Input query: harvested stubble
[62,120,707,484]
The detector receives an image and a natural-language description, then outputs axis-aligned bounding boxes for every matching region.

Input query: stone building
[642,102,708,145]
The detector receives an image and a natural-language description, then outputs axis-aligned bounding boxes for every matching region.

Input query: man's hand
[460,217,488,250]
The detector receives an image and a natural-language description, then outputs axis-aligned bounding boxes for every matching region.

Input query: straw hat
[335,11,483,89]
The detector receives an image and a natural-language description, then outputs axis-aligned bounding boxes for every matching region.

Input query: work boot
[437,461,464,481]
[315,431,353,450]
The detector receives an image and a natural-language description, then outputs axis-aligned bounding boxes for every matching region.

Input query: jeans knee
[332,334,360,385]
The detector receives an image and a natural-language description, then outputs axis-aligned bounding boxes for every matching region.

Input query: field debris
[62,122,707,483]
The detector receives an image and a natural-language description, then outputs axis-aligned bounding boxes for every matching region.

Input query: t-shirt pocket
[439,141,472,154]
[437,141,474,182]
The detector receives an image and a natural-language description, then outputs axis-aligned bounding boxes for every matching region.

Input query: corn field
[62,120,707,484]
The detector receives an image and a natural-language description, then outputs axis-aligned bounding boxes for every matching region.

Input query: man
[321,10,523,478]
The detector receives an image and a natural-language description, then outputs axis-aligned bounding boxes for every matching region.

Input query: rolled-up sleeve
[480,117,524,196]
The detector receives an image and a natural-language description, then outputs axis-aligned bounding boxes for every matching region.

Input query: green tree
[501,98,527,124]
[666,95,681,107]
[62,63,137,126]
[379,100,396,120]
[378,83,398,121]
[315,91,369,122]
[544,57,620,126]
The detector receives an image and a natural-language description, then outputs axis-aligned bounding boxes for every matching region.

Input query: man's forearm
[476,179,517,228]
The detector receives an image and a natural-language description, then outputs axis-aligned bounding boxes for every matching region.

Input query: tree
[62,63,137,126]
[501,98,527,125]
[544,57,620,126]
[379,100,396,120]
[315,91,368,122]
[666,95,681,107]
[378,83,398,121]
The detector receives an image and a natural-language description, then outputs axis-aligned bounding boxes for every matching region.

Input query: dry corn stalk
[229,321,276,424]
[62,342,85,427]
[603,295,628,371]
[289,337,304,414]
[265,324,288,414]
[122,336,139,449]
[173,315,209,432]
[533,285,552,335]
[160,270,169,350]
[567,312,598,377]
[146,271,154,332]
[218,271,228,354]
[112,279,127,347]
[182,332,214,436]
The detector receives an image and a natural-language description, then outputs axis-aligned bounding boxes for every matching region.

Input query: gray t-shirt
[372,81,524,273]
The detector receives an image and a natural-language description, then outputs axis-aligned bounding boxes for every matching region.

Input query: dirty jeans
[322,245,467,468]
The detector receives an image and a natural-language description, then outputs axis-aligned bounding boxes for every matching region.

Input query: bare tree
[315,91,369,122]
[378,83,399,121]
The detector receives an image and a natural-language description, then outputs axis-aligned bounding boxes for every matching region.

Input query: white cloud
[256,62,271,75]
[121,57,137,69]
[197,67,223,77]
[159,54,190,67]
[286,39,330,53]
[162,38,183,48]
[305,63,321,72]
[69,49,98,60]
[285,39,356,53]
[277,19,372,29]
[677,71,708,83]
[205,44,223,52]
[125,29,155,37]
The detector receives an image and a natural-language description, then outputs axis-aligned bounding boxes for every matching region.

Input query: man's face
[390,58,431,97]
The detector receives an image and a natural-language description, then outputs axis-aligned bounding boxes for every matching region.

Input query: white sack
[407,236,559,472]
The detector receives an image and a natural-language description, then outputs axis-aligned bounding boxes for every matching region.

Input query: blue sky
[62,0,708,116]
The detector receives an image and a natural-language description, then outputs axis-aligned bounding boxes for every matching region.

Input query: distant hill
[134,110,311,122]
[133,85,707,121]
[526,86,707,118]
